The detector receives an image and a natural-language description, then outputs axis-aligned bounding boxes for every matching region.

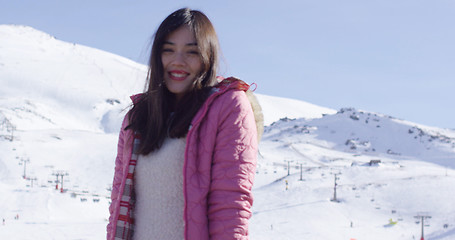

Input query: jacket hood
[245,87,264,142]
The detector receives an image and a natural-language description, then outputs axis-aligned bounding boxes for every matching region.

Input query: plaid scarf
[114,134,140,240]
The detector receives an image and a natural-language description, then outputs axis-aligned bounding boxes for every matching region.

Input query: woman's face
[161,26,203,100]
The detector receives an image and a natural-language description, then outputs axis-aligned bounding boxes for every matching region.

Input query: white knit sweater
[133,137,186,240]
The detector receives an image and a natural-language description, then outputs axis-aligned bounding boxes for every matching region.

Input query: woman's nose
[171,52,186,66]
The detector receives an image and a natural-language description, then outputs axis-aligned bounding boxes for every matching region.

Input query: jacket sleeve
[208,90,258,239]
[106,114,129,240]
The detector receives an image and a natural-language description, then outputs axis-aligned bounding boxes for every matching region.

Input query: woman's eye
[162,48,173,53]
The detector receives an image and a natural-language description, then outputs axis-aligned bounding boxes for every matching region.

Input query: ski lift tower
[330,172,341,202]
[284,160,294,176]
[26,176,38,187]
[52,171,69,193]
[414,214,431,240]
[52,172,60,190]
[59,171,69,193]
[19,158,30,179]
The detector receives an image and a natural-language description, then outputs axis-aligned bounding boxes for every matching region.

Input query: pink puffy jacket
[107,78,260,240]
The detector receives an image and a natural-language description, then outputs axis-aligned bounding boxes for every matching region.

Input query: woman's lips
[169,70,189,81]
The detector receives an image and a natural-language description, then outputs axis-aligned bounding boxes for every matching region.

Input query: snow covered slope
[1,25,455,240]
[0,24,147,132]
[255,94,336,126]
[252,110,455,240]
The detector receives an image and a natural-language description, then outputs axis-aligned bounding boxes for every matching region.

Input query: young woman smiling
[106,8,263,240]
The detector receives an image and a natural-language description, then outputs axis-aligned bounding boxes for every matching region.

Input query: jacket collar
[129,77,251,105]
[128,77,263,141]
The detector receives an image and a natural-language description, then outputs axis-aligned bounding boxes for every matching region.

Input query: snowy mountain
[0,24,147,132]
[1,25,455,240]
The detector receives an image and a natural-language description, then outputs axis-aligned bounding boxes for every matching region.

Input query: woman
[107,8,263,240]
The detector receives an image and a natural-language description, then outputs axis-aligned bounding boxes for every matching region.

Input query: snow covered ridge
[2,25,455,240]
[254,93,337,126]
[264,108,455,168]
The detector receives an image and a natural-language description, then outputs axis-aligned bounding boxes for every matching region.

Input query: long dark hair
[126,8,220,155]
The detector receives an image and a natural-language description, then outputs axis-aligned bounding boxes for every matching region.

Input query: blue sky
[2,0,454,129]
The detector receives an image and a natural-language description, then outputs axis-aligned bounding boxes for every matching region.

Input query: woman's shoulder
[212,76,251,93]
[207,77,252,109]
[209,77,264,140]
